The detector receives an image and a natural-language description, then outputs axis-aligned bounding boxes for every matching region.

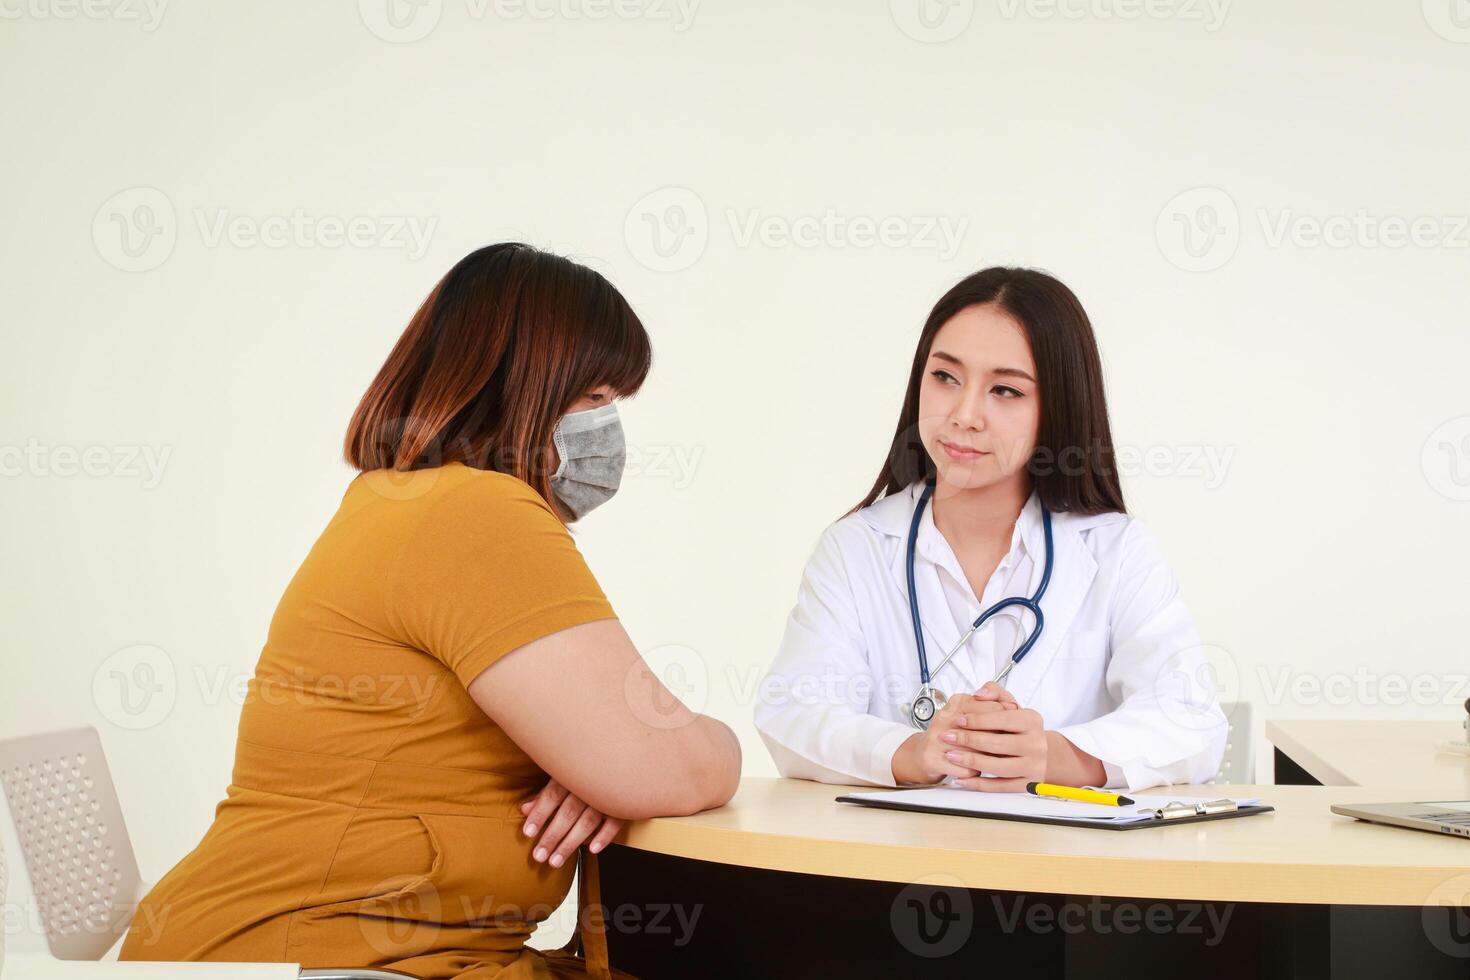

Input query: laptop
[1332,800,1470,838]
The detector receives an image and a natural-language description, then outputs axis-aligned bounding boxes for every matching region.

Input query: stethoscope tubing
[908,478,1054,690]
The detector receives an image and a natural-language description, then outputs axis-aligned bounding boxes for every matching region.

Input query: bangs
[580,283,652,398]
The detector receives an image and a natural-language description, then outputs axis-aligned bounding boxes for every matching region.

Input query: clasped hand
[519,778,623,869]
[917,682,1049,791]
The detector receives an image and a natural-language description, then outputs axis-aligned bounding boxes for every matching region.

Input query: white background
[3,0,1470,956]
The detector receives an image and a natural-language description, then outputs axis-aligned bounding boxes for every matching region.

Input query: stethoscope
[906,478,1054,730]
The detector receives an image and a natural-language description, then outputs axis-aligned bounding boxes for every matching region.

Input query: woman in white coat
[754,267,1226,793]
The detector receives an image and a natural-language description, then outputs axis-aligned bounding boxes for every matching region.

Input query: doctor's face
[917,303,1041,493]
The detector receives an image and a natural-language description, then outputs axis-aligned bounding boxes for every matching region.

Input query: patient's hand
[520,778,624,869]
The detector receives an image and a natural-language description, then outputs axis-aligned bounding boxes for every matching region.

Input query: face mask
[550,402,625,520]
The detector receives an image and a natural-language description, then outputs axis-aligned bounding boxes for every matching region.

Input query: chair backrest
[2,807,8,971]
[0,726,143,960]
[1212,700,1254,785]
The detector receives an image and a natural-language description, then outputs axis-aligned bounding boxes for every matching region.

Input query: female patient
[120,243,740,978]
[755,266,1225,792]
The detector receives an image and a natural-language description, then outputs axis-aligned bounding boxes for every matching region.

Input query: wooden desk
[597,774,1470,980]
[1268,719,1470,793]
[615,777,1470,906]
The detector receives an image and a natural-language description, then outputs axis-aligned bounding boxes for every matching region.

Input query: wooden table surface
[617,775,1470,906]
[1266,718,1470,793]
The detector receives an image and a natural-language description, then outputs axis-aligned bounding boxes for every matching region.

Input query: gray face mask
[550,403,626,520]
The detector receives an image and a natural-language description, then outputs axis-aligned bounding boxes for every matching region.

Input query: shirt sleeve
[390,476,617,688]
[754,524,917,787]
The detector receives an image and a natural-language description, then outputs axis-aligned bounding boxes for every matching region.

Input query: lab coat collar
[857,480,1120,542]
[916,487,1041,575]
[858,480,1104,705]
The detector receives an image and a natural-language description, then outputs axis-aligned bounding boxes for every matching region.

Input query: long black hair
[852,266,1125,516]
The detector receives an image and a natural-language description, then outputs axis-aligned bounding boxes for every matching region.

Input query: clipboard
[835,788,1274,831]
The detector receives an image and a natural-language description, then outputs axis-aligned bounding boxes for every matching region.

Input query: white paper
[841,787,1260,824]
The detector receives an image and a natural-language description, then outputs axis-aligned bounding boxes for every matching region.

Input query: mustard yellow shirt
[121,463,622,978]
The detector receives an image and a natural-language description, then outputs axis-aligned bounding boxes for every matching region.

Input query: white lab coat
[753,481,1227,792]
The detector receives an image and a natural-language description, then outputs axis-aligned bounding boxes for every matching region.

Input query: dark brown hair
[344,243,651,520]
[853,266,1125,516]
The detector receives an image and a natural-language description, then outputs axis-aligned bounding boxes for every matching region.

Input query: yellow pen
[1026,781,1135,807]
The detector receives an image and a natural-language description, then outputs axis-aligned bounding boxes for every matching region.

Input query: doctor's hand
[944,695,1049,791]
[948,684,1110,789]
[971,681,1017,707]
[520,778,623,869]
[891,694,1019,786]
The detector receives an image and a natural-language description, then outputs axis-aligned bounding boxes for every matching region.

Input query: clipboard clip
[1147,799,1240,820]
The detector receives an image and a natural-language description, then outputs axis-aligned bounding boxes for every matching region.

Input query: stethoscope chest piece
[909,686,947,730]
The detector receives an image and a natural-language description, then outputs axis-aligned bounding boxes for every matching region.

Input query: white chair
[1210,700,1254,785]
[2,790,8,974]
[0,726,414,979]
